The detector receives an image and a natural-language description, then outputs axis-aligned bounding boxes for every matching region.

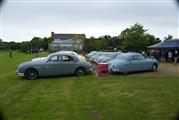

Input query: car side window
[132,55,138,60]
[137,55,144,60]
[49,55,59,62]
[61,55,73,62]
[132,55,144,60]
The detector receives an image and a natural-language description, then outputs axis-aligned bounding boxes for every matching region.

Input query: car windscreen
[46,55,51,61]
[40,57,48,61]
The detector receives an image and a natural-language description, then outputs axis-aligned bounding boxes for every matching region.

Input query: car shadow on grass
[20,73,93,81]
[110,70,156,76]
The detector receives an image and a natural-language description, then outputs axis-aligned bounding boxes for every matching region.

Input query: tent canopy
[148,39,179,49]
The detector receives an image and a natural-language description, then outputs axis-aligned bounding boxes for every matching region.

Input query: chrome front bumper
[17,70,24,77]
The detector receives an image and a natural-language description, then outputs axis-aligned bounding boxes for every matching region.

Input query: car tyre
[152,64,158,72]
[75,67,86,76]
[26,69,38,80]
[123,72,128,75]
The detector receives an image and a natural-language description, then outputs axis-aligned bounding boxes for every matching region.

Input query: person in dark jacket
[164,51,168,62]
[9,49,12,58]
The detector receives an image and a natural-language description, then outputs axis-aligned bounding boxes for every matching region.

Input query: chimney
[51,31,54,37]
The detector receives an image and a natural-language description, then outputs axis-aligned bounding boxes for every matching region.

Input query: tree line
[0,37,52,52]
[0,23,174,53]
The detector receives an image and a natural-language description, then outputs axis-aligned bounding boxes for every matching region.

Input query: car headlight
[18,67,25,73]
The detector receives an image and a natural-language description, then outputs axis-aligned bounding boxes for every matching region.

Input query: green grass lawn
[0,51,178,120]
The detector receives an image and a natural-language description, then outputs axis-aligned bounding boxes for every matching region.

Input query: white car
[59,51,85,61]
[59,51,78,56]
[90,52,104,62]
[87,51,98,59]
[86,51,97,58]
[98,52,121,63]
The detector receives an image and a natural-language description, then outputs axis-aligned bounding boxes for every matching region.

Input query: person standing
[168,51,173,62]
[174,49,178,64]
[165,51,168,62]
[9,49,12,58]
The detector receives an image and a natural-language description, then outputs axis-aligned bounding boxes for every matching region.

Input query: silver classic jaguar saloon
[17,52,92,80]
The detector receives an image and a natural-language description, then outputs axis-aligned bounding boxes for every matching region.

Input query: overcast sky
[0,0,178,42]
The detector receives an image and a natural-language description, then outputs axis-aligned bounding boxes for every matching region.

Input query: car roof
[105,52,119,54]
[50,51,76,55]
[59,51,78,54]
[119,52,142,57]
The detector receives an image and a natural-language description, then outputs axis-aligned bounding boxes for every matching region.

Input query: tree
[0,40,20,50]
[107,36,122,48]
[42,37,52,51]
[20,41,31,52]
[164,34,173,41]
[0,40,9,50]
[30,37,42,50]
[85,36,108,52]
[86,37,95,52]
[119,23,161,51]
[72,34,80,52]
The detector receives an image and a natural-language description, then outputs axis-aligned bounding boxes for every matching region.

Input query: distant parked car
[86,51,97,58]
[88,52,99,61]
[108,52,159,74]
[17,52,92,80]
[58,51,85,60]
[92,52,109,63]
[59,51,78,56]
[97,52,121,63]
[93,52,107,63]
[90,52,104,62]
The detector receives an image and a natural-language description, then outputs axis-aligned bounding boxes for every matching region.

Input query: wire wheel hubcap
[77,68,85,76]
[27,70,37,79]
[153,65,157,71]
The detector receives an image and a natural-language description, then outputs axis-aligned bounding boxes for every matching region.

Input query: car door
[140,57,154,70]
[59,55,76,75]
[131,54,150,71]
[40,55,63,76]
[136,55,148,71]
[129,55,141,72]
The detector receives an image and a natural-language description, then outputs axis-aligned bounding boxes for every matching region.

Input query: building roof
[51,32,86,40]
[52,39,81,44]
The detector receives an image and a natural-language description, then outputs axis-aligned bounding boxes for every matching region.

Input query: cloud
[1,0,178,41]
